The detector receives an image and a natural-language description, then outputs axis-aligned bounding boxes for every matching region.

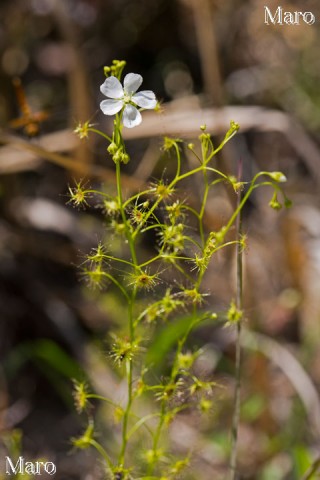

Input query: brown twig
[52,0,93,167]
[187,0,224,105]
[3,105,320,185]
[0,132,144,191]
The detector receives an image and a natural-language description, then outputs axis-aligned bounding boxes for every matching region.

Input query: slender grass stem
[301,456,320,480]
[229,159,243,480]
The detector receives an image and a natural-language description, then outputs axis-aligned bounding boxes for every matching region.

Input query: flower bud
[103,66,111,76]
[121,153,130,164]
[107,142,118,155]
[269,171,287,183]
[112,149,123,164]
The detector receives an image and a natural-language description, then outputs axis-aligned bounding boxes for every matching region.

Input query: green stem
[113,118,139,468]
[88,127,112,143]
[147,401,166,475]
[127,413,160,440]
[174,142,181,178]
[102,272,130,301]
[101,256,135,268]
[229,161,244,479]
[89,439,114,469]
[148,309,202,475]
[206,129,239,162]
[131,164,208,242]
[301,456,320,480]
[116,160,138,267]
[123,189,155,209]
[87,394,119,409]
[119,356,134,464]
[199,169,209,246]
[224,172,279,235]
[139,254,193,269]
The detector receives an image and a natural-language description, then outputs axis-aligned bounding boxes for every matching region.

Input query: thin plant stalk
[114,117,139,466]
[301,456,320,480]
[229,158,243,480]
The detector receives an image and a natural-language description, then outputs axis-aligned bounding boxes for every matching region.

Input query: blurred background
[0,0,320,478]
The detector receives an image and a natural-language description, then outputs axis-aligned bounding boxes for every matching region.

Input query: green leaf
[241,394,266,421]
[292,445,313,478]
[146,312,214,370]
[5,339,83,380]
[31,339,83,380]
[4,339,85,407]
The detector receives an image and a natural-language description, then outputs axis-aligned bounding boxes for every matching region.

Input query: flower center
[123,92,132,104]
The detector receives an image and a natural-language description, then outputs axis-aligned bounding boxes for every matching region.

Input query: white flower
[100,73,157,128]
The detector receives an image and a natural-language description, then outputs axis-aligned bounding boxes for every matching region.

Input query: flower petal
[100,77,123,99]
[132,90,157,109]
[100,99,123,115]
[123,73,143,95]
[123,104,142,128]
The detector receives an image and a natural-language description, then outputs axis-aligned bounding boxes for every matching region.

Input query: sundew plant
[69,60,289,480]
